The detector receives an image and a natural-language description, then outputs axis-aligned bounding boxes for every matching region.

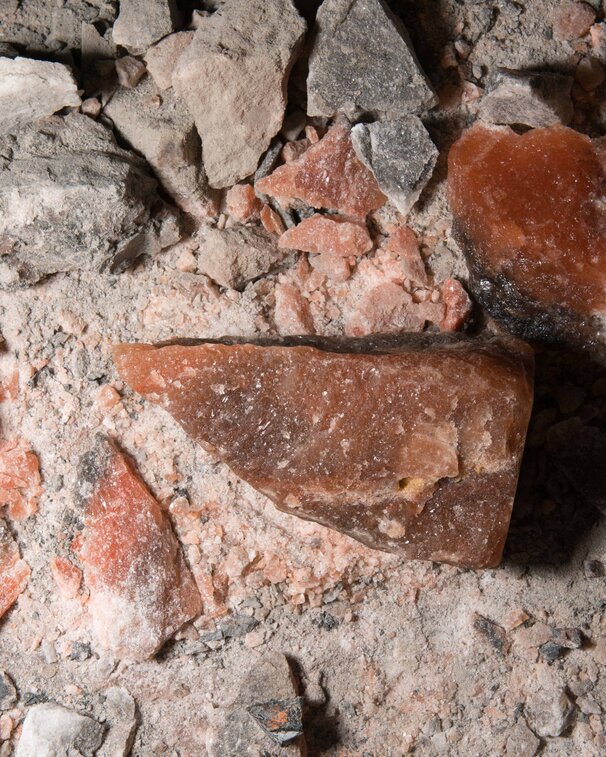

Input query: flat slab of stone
[307,0,436,118]
[113,334,534,568]
[112,0,179,55]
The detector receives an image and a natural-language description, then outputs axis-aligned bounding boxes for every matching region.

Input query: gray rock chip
[527,688,575,738]
[0,57,81,134]
[173,0,306,188]
[195,225,287,290]
[351,117,438,216]
[105,77,216,218]
[307,0,436,119]
[211,653,305,757]
[16,703,106,757]
[112,0,179,55]
[479,69,574,127]
[98,687,137,757]
[505,719,540,757]
[0,671,17,710]
[0,113,179,288]
[144,31,194,90]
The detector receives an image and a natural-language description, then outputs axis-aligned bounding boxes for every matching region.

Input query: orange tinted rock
[440,278,473,332]
[260,204,287,236]
[279,215,372,257]
[0,371,18,402]
[383,225,428,286]
[554,1,595,40]
[274,283,315,335]
[345,283,424,336]
[448,124,606,354]
[0,439,42,520]
[77,437,201,660]
[0,520,29,618]
[225,183,262,223]
[255,121,386,220]
[51,556,82,600]
[113,336,534,568]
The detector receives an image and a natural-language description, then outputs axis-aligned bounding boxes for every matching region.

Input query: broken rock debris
[15,703,105,757]
[0,439,42,520]
[173,0,306,188]
[278,214,373,257]
[307,0,436,118]
[0,520,29,620]
[144,31,194,90]
[112,0,179,55]
[76,436,201,661]
[114,335,534,568]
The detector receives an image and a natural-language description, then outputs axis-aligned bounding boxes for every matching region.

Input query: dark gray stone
[479,69,574,127]
[0,672,17,710]
[351,117,438,216]
[307,0,436,119]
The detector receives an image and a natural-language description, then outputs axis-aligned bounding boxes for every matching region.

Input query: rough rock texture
[0,57,80,134]
[256,120,386,220]
[114,335,534,568]
[195,225,287,290]
[479,68,574,127]
[105,78,216,218]
[351,117,439,216]
[144,31,193,90]
[76,436,201,661]
[279,214,373,257]
[0,113,178,288]
[0,439,42,520]
[211,653,305,756]
[173,0,306,188]
[307,0,436,118]
[448,123,606,356]
[0,520,29,619]
[15,703,105,757]
[98,687,137,757]
[112,0,178,55]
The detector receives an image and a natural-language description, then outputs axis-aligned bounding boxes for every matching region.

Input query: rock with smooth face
[113,335,534,569]
[112,0,179,55]
[16,703,105,757]
[144,31,194,90]
[173,0,306,188]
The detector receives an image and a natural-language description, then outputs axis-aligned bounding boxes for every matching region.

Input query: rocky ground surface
[0,0,606,755]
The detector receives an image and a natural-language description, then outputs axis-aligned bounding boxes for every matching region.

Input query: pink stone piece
[278,214,372,257]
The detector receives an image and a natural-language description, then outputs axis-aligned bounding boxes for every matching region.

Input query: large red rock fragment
[113,336,534,568]
[0,439,42,520]
[255,121,386,220]
[76,437,201,660]
[0,520,29,619]
[279,215,372,257]
[448,123,606,355]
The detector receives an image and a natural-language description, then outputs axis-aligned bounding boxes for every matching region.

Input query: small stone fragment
[440,278,473,332]
[256,120,386,220]
[211,653,305,756]
[225,184,262,223]
[448,123,606,356]
[144,31,194,90]
[247,698,304,745]
[261,205,287,236]
[98,687,137,757]
[112,0,179,55]
[274,283,315,335]
[472,613,510,655]
[575,56,605,91]
[0,521,29,619]
[50,556,82,600]
[113,335,534,568]
[279,215,372,257]
[505,719,541,757]
[105,78,216,218]
[479,69,574,127]
[16,703,105,757]
[0,672,17,710]
[346,283,423,335]
[76,436,201,661]
[351,117,438,217]
[0,113,177,288]
[173,0,306,188]
[526,688,575,738]
[0,439,42,520]
[114,56,146,88]
[195,225,287,290]
[80,97,102,119]
[0,57,81,134]
[307,0,436,118]
[554,1,596,40]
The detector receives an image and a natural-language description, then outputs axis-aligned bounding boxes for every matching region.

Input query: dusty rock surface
[0,0,605,756]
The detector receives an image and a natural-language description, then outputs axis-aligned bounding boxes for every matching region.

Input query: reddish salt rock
[554,1,596,40]
[255,121,386,220]
[274,283,315,335]
[0,520,29,618]
[225,183,262,223]
[279,215,372,257]
[440,278,473,332]
[0,371,18,402]
[113,336,534,568]
[449,123,606,355]
[309,253,351,281]
[51,556,82,599]
[383,225,428,286]
[346,283,425,336]
[76,437,201,661]
[260,204,286,236]
[0,439,42,520]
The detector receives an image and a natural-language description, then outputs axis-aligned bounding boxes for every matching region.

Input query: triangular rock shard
[448,123,606,357]
[173,0,306,188]
[247,697,304,745]
[76,437,201,661]
[255,121,386,220]
[351,117,439,217]
[307,0,436,118]
[113,336,534,569]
